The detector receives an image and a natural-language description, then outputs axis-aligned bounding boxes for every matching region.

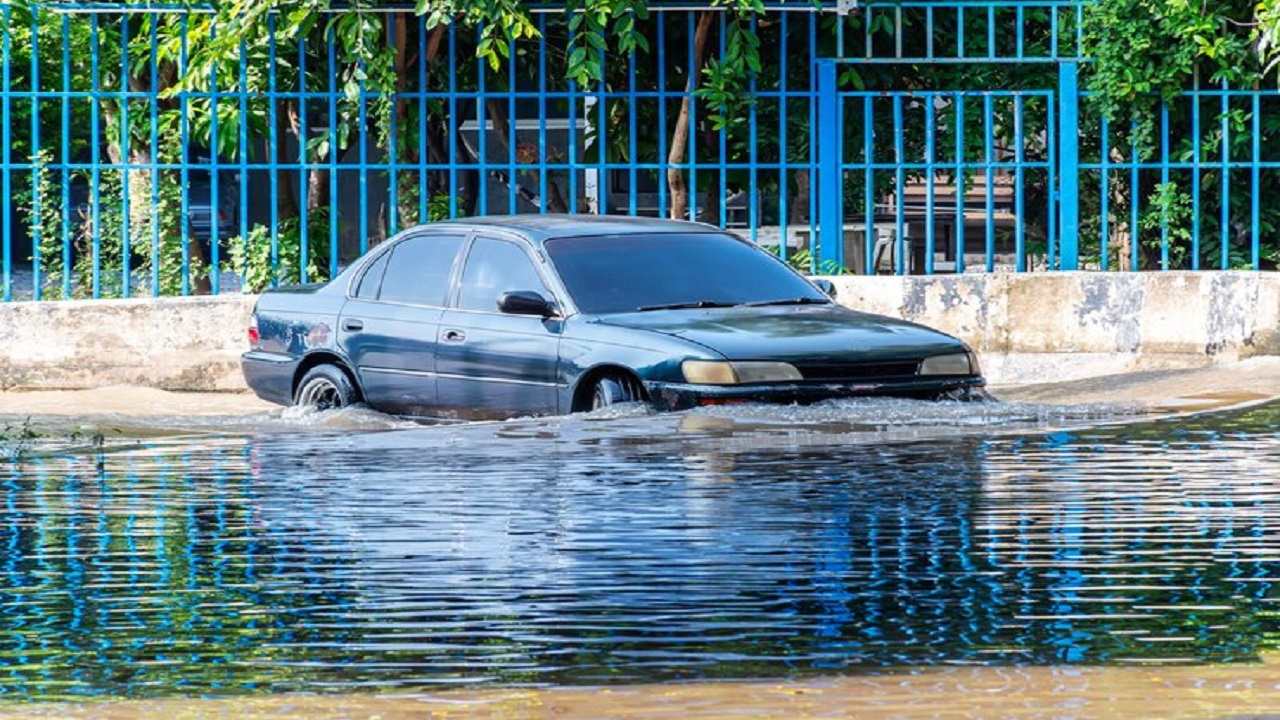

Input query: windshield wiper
[636,300,742,312]
[744,297,830,307]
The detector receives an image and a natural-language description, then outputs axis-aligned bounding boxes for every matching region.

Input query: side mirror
[812,278,837,299]
[498,290,557,317]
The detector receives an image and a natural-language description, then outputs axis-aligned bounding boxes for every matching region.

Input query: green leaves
[696,9,764,132]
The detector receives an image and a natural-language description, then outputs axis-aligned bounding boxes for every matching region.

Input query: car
[241,215,986,419]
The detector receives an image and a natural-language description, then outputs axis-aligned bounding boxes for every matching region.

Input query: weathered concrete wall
[0,272,1277,391]
[828,271,1280,384]
[0,295,257,391]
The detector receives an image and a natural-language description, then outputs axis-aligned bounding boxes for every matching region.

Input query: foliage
[227,211,333,292]
[763,245,849,275]
[10,0,1280,287]
[696,0,765,131]
[1081,0,1279,269]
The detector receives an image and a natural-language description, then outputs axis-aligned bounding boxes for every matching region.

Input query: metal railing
[0,1,1273,302]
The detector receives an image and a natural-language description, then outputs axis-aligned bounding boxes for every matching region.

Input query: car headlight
[682,360,804,385]
[920,352,978,376]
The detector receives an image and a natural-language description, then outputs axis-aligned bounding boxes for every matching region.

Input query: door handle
[342,318,364,332]
[442,329,466,344]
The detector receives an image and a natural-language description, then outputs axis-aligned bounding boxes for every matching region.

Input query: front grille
[793,360,920,382]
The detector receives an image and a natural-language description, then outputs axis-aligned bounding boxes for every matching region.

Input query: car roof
[418,214,722,243]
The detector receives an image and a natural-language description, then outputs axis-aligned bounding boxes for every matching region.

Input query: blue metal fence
[0,1,1275,302]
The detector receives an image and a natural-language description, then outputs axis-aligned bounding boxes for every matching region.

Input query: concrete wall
[0,295,257,391]
[829,271,1280,385]
[0,271,1277,391]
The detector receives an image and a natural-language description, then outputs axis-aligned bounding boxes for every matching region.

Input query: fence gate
[814,2,1083,275]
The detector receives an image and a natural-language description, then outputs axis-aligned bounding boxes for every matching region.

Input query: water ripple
[0,402,1278,698]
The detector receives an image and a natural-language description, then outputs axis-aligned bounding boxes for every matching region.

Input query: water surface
[1,398,1278,700]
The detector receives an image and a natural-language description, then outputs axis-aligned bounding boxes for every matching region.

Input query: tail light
[248,315,261,348]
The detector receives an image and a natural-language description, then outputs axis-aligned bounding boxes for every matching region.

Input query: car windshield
[544,233,828,315]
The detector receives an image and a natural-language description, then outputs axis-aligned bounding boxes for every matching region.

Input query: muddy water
[1,397,1279,716]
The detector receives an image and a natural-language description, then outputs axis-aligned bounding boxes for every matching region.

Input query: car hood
[595,304,967,362]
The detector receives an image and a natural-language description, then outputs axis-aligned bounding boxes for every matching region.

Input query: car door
[339,233,466,415]
[434,235,564,419]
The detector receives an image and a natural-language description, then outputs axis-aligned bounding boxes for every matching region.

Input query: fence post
[1058,61,1080,271]
[817,60,842,272]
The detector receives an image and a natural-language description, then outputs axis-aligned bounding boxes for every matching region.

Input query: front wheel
[294,364,358,411]
[591,374,646,410]
[937,386,996,403]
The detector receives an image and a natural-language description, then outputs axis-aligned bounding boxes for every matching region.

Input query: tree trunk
[278,101,302,220]
[393,12,419,226]
[666,11,715,220]
[103,60,214,295]
[1112,157,1134,271]
[700,127,721,224]
[791,169,810,225]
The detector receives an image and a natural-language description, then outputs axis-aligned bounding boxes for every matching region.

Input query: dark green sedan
[241,215,985,419]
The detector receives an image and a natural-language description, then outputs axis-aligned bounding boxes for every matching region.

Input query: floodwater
[2,396,1280,716]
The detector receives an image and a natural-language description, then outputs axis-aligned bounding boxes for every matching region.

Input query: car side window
[379,235,465,306]
[354,249,391,299]
[456,238,552,312]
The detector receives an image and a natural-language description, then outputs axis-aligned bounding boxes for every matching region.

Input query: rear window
[544,233,825,314]
[379,235,465,306]
[354,249,391,299]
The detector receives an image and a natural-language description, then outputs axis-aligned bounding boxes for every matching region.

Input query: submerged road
[1,356,1278,421]
[0,358,1278,718]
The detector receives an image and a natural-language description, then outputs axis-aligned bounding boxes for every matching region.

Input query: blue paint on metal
[1192,88,1201,270]
[326,26,338,279]
[718,13,727,229]
[297,26,309,283]
[893,95,905,276]
[510,36,519,217]
[208,20,220,295]
[816,60,840,271]
[807,11,817,269]
[1160,100,1170,270]
[149,17,161,297]
[539,16,549,215]
[1221,86,1230,271]
[1099,116,1110,271]
[1013,94,1025,273]
[954,96,965,275]
[60,14,71,298]
[983,93,994,272]
[1130,119,1140,272]
[863,96,874,275]
[89,14,101,298]
[387,19,400,235]
[1,5,9,302]
[268,17,280,287]
[2,1,1275,303]
[924,95,935,275]
[628,26,638,220]
[27,11,39,301]
[120,18,131,298]
[686,10,696,224]
[657,14,668,220]
[777,11,788,262]
[238,39,250,280]
[1058,61,1079,270]
[358,53,370,256]
[1252,94,1261,271]
[179,14,191,295]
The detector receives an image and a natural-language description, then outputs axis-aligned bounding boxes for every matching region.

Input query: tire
[591,374,645,410]
[294,364,359,411]
[937,386,996,403]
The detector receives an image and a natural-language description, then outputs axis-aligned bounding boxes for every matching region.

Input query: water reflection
[0,403,1278,699]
